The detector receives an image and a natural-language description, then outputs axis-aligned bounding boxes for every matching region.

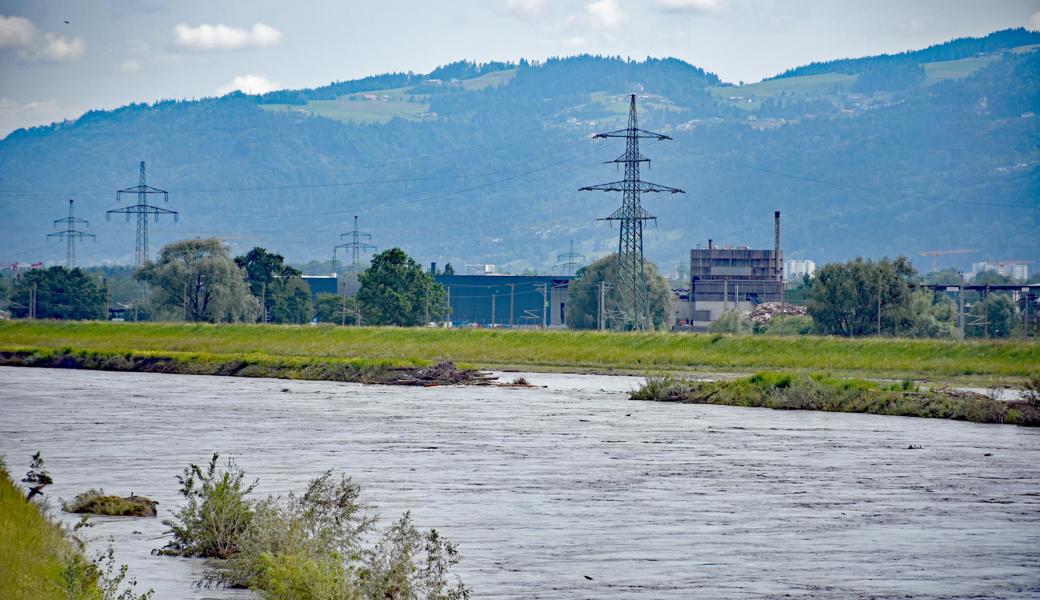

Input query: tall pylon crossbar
[333,215,376,273]
[107,161,178,266]
[48,199,94,268]
[579,94,684,330]
[555,240,585,276]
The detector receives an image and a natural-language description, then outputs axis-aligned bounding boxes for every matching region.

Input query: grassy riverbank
[1,320,1037,383]
[631,373,1040,426]
[0,463,99,599]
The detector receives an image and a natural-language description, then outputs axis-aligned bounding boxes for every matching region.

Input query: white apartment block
[970,261,1029,281]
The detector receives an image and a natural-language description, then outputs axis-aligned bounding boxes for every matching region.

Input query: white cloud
[0,15,35,48]
[120,59,140,73]
[586,0,625,29]
[505,0,546,18]
[174,22,284,50]
[1029,10,1040,32]
[0,15,84,62]
[0,97,70,137]
[216,73,280,96]
[33,33,86,62]
[562,36,588,48]
[655,0,724,13]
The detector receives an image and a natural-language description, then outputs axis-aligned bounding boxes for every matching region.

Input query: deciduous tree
[136,238,259,323]
[565,254,673,330]
[358,248,447,326]
[10,267,107,320]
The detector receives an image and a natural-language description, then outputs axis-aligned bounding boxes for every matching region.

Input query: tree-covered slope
[1,31,1037,275]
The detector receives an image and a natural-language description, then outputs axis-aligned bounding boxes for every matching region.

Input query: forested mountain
[1,29,1037,275]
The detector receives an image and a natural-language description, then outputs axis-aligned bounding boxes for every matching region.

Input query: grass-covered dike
[631,372,1040,426]
[1,320,1038,383]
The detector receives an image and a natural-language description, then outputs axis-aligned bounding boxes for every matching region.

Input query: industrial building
[678,212,784,330]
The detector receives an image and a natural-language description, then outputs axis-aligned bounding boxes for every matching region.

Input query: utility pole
[508,283,515,327]
[957,286,965,339]
[580,94,684,331]
[877,287,882,337]
[261,281,268,323]
[107,162,177,267]
[182,282,188,321]
[598,282,606,331]
[555,240,585,276]
[543,284,547,329]
[29,283,37,319]
[49,199,94,268]
[341,295,347,326]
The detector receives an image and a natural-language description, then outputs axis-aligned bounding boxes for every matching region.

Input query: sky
[1,0,1039,136]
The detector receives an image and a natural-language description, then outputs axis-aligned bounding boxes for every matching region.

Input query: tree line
[2,238,447,327]
[1,244,1035,339]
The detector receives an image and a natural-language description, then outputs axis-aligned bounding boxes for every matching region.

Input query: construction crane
[919,248,976,273]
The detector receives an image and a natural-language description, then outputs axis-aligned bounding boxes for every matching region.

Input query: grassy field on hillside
[0,321,1036,383]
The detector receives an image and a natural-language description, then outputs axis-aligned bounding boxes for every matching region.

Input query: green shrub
[158,453,257,559]
[63,490,158,517]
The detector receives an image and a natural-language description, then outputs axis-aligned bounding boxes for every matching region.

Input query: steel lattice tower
[333,215,376,273]
[580,94,684,330]
[48,199,95,268]
[107,162,178,266]
[555,240,585,276]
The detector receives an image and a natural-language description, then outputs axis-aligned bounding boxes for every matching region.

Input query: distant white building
[784,259,816,282]
[465,264,497,275]
[970,261,1029,281]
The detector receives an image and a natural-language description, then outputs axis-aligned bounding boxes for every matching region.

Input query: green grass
[260,87,430,124]
[0,321,1037,383]
[258,70,516,124]
[631,372,1040,426]
[922,55,1001,83]
[709,73,857,110]
[0,463,101,600]
[460,68,517,90]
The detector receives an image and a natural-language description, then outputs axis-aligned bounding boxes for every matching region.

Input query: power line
[554,240,585,276]
[47,199,94,268]
[106,162,179,266]
[580,94,684,331]
[333,215,376,274]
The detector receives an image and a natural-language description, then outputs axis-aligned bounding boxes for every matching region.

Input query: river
[1,366,1037,599]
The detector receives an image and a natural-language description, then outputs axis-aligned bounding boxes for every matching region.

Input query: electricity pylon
[580,94,684,330]
[107,161,178,266]
[333,215,376,273]
[48,199,94,268]
[555,240,585,276]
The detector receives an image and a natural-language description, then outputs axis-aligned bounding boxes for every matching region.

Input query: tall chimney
[774,211,781,282]
[708,239,714,250]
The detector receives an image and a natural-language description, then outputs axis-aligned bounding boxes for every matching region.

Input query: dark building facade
[433,274,571,327]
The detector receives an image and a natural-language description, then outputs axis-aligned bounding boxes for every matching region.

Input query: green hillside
[0,30,1037,274]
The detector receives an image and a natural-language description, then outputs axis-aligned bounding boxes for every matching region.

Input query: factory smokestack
[774,211,781,282]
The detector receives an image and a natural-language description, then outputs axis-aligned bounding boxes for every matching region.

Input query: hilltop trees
[9,267,107,320]
[358,248,448,326]
[234,247,313,324]
[565,254,673,330]
[136,238,259,322]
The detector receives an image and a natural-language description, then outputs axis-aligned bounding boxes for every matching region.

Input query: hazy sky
[1,0,1038,136]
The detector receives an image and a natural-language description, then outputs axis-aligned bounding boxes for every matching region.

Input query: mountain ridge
[1,30,1037,274]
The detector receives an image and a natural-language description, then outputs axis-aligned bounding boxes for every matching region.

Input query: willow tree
[137,238,260,322]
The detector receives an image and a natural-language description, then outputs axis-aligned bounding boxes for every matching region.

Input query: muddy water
[1,366,1038,599]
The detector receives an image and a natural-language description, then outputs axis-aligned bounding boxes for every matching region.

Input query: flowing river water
[1,366,1038,599]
